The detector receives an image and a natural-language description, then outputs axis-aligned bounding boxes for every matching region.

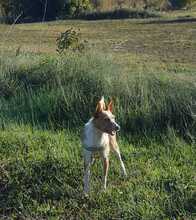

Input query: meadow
[0,11,196,219]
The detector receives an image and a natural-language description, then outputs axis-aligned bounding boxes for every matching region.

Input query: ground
[0,10,196,220]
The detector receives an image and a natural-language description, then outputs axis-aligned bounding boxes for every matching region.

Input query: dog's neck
[92,119,105,135]
[82,118,109,149]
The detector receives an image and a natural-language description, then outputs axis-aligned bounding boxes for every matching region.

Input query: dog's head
[93,96,120,135]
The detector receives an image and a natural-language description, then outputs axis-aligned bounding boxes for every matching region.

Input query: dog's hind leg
[84,150,93,194]
[113,148,127,177]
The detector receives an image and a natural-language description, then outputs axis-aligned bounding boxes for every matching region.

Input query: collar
[83,146,105,152]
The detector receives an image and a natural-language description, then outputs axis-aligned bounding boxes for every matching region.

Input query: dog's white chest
[82,119,109,149]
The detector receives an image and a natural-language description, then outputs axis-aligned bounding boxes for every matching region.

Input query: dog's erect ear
[94,96,105,117]
[107,100,113,112]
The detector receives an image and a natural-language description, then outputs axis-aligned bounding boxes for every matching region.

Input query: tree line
[0,0,92,23]
[0,0,194,23]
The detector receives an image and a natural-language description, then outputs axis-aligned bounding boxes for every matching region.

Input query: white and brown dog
[82,97,127,194]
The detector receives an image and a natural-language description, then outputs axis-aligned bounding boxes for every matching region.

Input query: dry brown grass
[1,15,196,69]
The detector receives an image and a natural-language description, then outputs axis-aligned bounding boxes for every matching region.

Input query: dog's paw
[100,188,107,194]
[120,171,128,179]
[83,192,90,199]
[123,172,128,178]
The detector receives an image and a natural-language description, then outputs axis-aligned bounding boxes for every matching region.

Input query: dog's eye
[105,118,110,122]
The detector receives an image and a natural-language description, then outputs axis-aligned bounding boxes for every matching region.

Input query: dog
[82,96,127,194]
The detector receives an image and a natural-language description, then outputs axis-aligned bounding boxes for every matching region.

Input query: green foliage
[56,28,85,54]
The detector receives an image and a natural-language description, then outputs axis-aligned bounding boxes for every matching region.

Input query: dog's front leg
[114,148,127,177]
[84,151,92,194]
[102,157,109,190]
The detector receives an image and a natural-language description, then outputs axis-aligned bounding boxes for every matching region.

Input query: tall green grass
[0,52,196,137]
[0,52,196,219]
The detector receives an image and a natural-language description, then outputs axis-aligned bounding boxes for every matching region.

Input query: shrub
[56,28,85,54]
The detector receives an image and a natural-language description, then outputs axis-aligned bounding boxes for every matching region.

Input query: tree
[170,0,189,8]
[0,0,24,22]
[22,0,63,21]
[0,0,93,22]
[61,0,92,17]
[0,0,63,22]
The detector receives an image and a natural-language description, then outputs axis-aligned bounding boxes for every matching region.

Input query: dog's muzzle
[114,123,120,132]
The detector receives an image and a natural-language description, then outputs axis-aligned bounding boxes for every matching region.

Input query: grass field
[0,10,196,219]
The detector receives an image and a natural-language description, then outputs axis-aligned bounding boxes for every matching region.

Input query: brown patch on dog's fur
[94,96,106,117]
[109,134,118,151]
[107,100,113,112]
[93,111,114,133]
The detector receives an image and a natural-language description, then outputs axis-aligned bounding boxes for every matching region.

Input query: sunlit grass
[0,123,195,219]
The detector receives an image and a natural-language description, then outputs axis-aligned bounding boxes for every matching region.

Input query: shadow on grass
[0,157,83,215]
[144,17,196,24]
[78,8,159,20]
